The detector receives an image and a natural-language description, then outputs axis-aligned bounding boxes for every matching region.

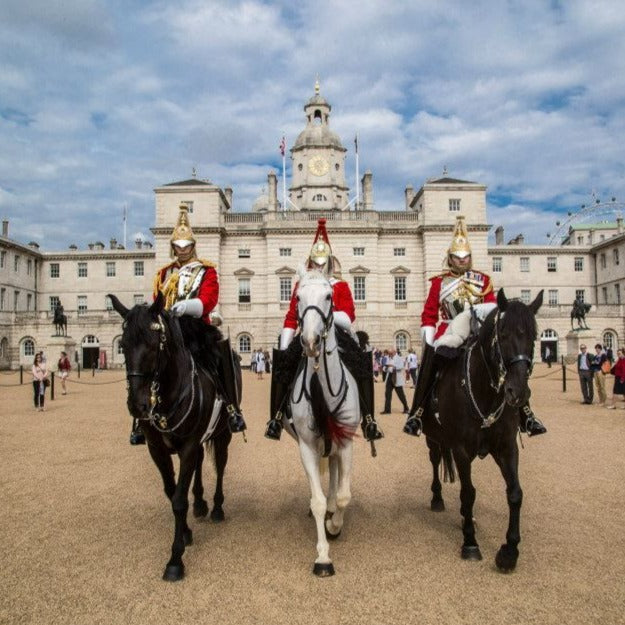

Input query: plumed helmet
[448,215,472,259]
[309,218,332,267]
[170,204,196,248]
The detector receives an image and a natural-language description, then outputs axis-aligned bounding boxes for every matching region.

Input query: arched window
[113,335,124,355]
[395,331,409,354]
[0,337,8,359]
[83,335,99,346]
[603,331,617,351]
[238,334,252,354]
[541,329,558,339]
[22,338,35,357]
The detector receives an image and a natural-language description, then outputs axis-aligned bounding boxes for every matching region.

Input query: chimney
[88,243,94,250]
[1,220,7,237]
[495,226,504,245]
[517,234,524,245]
[224,187,233,210]
[267,171,278,211]
[110,238,117,250]
[404,185,415,211]
[361,171,373,211]
[135,238,142,250]
[617,216,623,235]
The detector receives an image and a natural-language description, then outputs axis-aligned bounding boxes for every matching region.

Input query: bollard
[77,364,81,379]
[92,363,96,377]
[20,365,23,385]
[51,371,55,400]
[562,355,566,392]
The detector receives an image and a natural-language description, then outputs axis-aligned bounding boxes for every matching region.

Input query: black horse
[109,292,235,581]
[53,306,67,336]
[571,300,591,330]
[421,288,543,572]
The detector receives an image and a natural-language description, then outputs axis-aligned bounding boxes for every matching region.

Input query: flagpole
[280,135,287,211]
[355,134,360,210]
[123,204,127,249]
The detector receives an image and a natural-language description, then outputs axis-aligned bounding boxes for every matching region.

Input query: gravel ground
[1,365,624,625]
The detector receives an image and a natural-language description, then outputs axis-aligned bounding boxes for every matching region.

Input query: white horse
[286,269,361,577]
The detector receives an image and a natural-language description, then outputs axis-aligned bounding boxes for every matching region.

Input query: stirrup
[226,404,247,434]
[403,411,423,437]
[361,414,384,442]
[520,405,547,437]
[129,429,146,445]
[265,412,283,441]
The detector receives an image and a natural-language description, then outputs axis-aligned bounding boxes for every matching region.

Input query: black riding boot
[217,338,247,434]
[357,362,384,442]
[265,347,297,440]
[519,402,547,436]
[129,418,146,445]
[403,343,436,437]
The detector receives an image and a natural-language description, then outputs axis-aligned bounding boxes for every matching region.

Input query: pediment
[275,265,296,275]
[348,265,370,274]
[234,267,255,276]
[390,265,411,274]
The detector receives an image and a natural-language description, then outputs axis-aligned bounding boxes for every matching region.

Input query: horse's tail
[440,446,456,483]
[309,371,355,445]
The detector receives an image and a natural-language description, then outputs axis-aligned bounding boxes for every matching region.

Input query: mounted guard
[404,215,547,438]
[265,218,383,445]
[129,203,246,445]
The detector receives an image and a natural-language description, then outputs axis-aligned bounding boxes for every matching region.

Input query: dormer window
[313,194,327,201]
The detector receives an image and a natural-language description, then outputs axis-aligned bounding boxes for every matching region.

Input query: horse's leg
[299,443,334,576]
[210,428,232,522]
[146,437,176,500]
[427,437,445,512]
[192,444,209,518]
[326,443,353,539]
[454,450,482,561]
[163,443,199,581]
[492,444,523,572]
[326,455,339,517]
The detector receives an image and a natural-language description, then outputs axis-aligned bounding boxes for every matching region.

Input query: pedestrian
[591,343,608,406]
[32,352,49,411]
[406,348,418,387]
[57,351,71,395]
[381,350,389,382]
[381,347,410,415]
[256,349,265,380]
[264,350,271,374]
[544,345,552,368]
[373,353,380,382]
[250,353,257,373]
[606,348,625,409]
[577,344,593,404]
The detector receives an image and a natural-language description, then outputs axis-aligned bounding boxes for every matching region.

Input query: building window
[106,261,116,277]
[615,284,621,305]
[449,199,461,212]
[574,257,584,272]
[77,295,88,315]
[27,259,33,276]
[313,194,327,201]
[49,296,60,311]
[50,263,60,278]
[23,338,35,357]
[133,294,144,306]
[14,255,20,272]
[547,257,557,272]
[353,276,366,302]
[575,289,585,303]
[27,293,33,311]
[238,249,251,259]
[0,251,5,268]
[183,201,193,213]
[520,257,529,272]
[603,331,616,351]
[238,278,251,303]
[520,290,531,304]
[105,296,113,311]
[394,276,406,302]
[395,332,409,353]
[134,261,144,277]
[393,247,406,257]
[600,253,606,269]
[602,287,608,303]
[548,289,558,307]
[353,247,365,256]
[13,291,19,311]
[279,248,292,257]
[492,257,502,273]
[0,288,5,310]
[78,262,88,278]
[238,334,252,354]
[614,248,620,266]
[279,277,292,303]
[115,337,124,355]
[577,236,584,245]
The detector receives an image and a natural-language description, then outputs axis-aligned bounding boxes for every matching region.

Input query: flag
[354,134,358,154]
[279,136,286,157]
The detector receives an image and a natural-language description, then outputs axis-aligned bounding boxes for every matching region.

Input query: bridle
[125,314,200,433]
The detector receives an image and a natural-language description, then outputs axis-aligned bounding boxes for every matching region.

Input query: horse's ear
[496,288,508,312]
[107,294,129,319]
[530,290,544,314]
[150,291,165,317]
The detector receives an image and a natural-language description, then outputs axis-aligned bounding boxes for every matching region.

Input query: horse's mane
[479,300,538,346]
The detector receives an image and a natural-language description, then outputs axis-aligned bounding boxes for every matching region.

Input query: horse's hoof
[210,507,225,523]
[325,521,341,540]
[495,545,518,572]
[431,498,445,512]
[163,563,185,582]
[193,500,209,518]
[313,562,335,577]
[183,528,193,546]
[461,545,483,561]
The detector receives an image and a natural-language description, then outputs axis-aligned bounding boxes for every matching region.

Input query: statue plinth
[565,329,595,364]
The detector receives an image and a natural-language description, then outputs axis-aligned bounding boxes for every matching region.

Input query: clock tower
[289,81,349,211]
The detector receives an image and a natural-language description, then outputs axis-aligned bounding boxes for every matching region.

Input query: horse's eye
[325,294,331,301]
[296,295,300,302]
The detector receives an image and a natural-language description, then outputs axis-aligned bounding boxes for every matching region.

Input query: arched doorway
[394,331,410,355]
[0,337,9,369]
[82,335,100,369]
[540,329,558,363]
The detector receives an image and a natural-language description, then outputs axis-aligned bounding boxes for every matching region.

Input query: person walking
[32,352,49,411]
[591,343,608,406]
[256,349,265,380]
[606,348,625,409]
[544,345,552,368]
[57,351,71,395]
[381,347,410,415]
[577,344,594,404]
[406,348,418,387]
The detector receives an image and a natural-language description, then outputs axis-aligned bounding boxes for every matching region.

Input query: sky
[1,0,625,250]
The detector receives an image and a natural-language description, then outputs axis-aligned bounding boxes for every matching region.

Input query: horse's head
[482,289,543,408]
[108,292,173,419]
[296,270,334,358]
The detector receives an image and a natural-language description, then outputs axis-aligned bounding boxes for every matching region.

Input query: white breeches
[434,303,497,349]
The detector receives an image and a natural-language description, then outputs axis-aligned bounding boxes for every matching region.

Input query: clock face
[308,156,330,176]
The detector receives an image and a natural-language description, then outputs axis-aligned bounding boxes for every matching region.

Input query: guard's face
[450,254,471,273]
[173,243,195,263]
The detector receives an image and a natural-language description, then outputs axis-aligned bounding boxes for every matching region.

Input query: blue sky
[1,0,624,249]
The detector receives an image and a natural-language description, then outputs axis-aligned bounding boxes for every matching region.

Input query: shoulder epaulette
[199,259,216,268]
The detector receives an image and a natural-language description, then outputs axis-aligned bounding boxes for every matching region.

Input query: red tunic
[154,261,219,325]
[422,271,496,339]
[284,279,356,330]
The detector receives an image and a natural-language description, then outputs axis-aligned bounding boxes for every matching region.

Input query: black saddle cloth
[177,316,223,371]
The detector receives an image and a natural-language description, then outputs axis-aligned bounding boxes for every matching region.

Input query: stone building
[1,86,624,369]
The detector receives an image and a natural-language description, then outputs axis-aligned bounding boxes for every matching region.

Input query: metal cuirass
[439,271,490,320]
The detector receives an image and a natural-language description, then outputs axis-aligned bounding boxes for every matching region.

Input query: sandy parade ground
[1,363,624,625]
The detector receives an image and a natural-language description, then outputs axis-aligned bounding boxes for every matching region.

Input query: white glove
[211,311,223,327]
[421,326,435,346]
[280,328,295,350]
[171,298,204,318]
